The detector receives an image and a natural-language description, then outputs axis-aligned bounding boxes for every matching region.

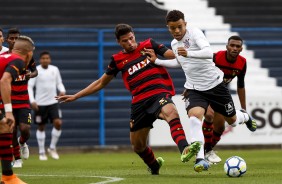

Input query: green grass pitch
[12,149,282,184]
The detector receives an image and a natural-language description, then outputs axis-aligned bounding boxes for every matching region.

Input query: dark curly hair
[166,10,185,24]
[115,24,134,40]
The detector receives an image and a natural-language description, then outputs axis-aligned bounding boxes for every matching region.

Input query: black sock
[1,160,13,176]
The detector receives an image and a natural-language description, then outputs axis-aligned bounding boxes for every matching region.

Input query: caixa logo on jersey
[14,74,27,81]
[128,59,150,75]
[251,107,282,129]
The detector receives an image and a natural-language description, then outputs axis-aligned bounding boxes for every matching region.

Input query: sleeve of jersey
[28,78,36,103]
[187,28,213,59]
[155,58,181,68]
[237,63,246,88]
[105,57,119,77]
[150,39,168,56]
[5,59,25,80]
[56,68,66,93]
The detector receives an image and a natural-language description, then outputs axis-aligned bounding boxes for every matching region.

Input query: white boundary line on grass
[18,174,124,184]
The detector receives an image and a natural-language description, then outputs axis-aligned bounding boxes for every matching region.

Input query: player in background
[145,10,257,172]
[2,28,38,168]
[0,28,9,54]
[0,35,34,184]
[28,51,66,161]
[202,36,250,164]
[56,23,201,175]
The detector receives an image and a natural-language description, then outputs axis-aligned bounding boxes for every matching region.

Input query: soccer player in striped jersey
[145,10,257,172]
[0,35,33,184]
[202,36,249,164]
[56,23,202,175]
[2,28,38,168]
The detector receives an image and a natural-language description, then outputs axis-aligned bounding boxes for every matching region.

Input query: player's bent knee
[225,115,237,125]
[19,124,31,132]
[160,105,179,120]
[204,113,214,122]
[131,140,147,153]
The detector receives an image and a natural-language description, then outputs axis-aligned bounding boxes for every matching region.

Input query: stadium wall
[149,95,282,146]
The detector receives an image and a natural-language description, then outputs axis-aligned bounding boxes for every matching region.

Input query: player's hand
[144,48,157,62]
[55,95,77,103]
[181,88,188,101]
[31,102,39,111]
[177,47,188,57]
[4,112,15,132]
[0,117,13,133]
[25,73,32,80]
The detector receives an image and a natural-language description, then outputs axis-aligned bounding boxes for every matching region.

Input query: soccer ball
[224,156,247,177]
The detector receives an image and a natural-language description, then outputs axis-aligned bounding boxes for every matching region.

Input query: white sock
[189,116,204,144]
[197,144,205,159]
[36,130,46,154]
[50,128,62,150]
[231,110,250,127]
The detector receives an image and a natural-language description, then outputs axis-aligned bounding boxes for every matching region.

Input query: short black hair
[115,24,133,40]
[228,35,243,44]
[166,10,185,24]
[7,28,20,37]
[0,28,3,34]
[40,51,50,58]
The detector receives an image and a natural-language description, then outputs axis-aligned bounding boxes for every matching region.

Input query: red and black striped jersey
[0,53,27,108]
[10,57,36,109]
[213,50,247,88]
[106,38,175,104]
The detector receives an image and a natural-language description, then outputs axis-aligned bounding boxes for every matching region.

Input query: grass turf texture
[11,149,282,184]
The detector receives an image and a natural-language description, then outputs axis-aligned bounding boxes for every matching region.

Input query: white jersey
[0,46,9,54]
[171,26,223,91]
[28,64,66,106]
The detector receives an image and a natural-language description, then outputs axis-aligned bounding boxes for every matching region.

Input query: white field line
[18,174,124,184]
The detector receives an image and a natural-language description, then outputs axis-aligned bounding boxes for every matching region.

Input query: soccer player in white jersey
[0,28,8,54]
[145,10,257,172]
[28,51,66,161]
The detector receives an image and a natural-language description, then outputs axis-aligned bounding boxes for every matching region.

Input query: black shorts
[130,93,174,132]
[184,82,236,117]
[13,108,32,126]
[34,103,62,124]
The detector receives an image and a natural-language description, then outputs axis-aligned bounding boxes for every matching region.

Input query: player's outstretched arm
[144,48,181,68]
[237,87,246,110]
[56,73,114,103]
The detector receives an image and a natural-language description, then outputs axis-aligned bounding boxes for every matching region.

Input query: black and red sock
[202,119,213,153]
[13,144,21,160]
[0,133,14,176]
[137,146,159,172]
[19,133,30,145]
[168,118,188,153]
[211,131,222,149]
